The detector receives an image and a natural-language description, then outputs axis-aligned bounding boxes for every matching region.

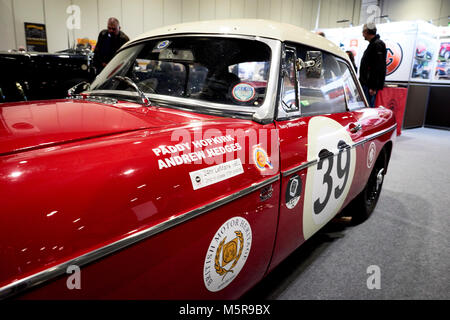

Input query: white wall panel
[352,0,361,26]
[301,0,314,30]
[291,0,303,27]
[98,0,122,31]
[44,0,71,52]
[440,0,450,26]
[13,0,45,50]
[182,0,199,22]
[0,0,16,50]
[280,0,293,24]
[318,0,330,28]
[257,0,270,19]
[244,0,257,18]
[1,0,370,54]
[230,0,245,19]
[215,0,230,20]
[330,0,340,27]
[381,0,442,24]
[72,0,99,46]
[269,0,281,22]
[122,0,144,40]
[143,0,163,31]
[199,0,215,20]
[164,0,181,26]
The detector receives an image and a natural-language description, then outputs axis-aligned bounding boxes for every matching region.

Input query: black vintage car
[0,48,95,102]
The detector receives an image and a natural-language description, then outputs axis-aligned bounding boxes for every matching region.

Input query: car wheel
[348,149,387,225]
[445,50,450,61]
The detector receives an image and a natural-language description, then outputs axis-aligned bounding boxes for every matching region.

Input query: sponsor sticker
[367,142,376,168]
[189,159,243,190]
[286,174,301,209]
[155,40,170,50]
[385,40,403,76]
[203,217,252,292]
[231,83,256,102]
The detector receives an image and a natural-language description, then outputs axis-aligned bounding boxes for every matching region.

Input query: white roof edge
[125,19,349,62]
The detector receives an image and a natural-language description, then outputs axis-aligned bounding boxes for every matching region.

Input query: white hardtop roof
[127,19,349,61]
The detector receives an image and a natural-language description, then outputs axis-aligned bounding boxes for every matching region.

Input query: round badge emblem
[253,146,273,171]
[367,142,376,168]
[286,175,301,209]
[203,217,252,292]
[231,83,256,102]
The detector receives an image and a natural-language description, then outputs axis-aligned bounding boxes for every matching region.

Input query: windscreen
[90,37,272,107]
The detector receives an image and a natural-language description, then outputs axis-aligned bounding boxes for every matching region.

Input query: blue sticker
[156,40,170,50]
[232,83,256,102]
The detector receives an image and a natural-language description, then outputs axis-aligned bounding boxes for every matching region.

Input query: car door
[268,44,364,271]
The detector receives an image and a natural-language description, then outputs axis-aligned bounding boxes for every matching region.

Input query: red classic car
[0,20,396,299]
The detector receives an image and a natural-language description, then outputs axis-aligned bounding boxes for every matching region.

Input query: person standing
[346,50,358,73]
[359,23,386,107]
[93,17,129,75]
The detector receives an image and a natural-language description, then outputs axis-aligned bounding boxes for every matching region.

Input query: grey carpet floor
[243,127,450,300]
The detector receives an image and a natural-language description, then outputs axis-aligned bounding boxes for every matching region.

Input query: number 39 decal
[313,142,351,215]
[303,117,356,240]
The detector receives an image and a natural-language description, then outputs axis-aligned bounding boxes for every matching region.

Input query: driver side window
[296,46,347,116]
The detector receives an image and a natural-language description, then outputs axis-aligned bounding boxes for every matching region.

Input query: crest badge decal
[203,217,252,292]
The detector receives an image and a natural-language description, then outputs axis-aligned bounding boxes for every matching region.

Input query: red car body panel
[0,100,219,155]
[0,98,395,299]
[1,100,282,299]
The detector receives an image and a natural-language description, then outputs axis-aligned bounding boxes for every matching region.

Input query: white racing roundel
[203,217,252,292]
[303,116,356,240]
[367,142,376,168]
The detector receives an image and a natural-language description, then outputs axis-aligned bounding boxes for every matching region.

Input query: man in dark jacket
[93,17,129,75]
[359,23,386,107]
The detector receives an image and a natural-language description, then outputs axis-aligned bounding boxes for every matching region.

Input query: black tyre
[349,149,387,225]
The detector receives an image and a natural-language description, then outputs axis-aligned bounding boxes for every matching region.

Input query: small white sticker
[155,40,170,49]
[189,159,244,190]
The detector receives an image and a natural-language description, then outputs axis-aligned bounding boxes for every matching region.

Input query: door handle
[349,122,362,133]
[337,140,350,150]
[318,148,334,160]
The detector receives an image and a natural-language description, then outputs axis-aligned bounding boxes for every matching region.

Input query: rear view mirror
[296,51,323,78]
[305,51,322,78]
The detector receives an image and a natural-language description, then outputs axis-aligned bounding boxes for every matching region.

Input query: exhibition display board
[322,21,450,131]
[322,21,450,84]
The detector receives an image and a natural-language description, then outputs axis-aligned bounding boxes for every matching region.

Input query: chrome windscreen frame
[91,34,281,124]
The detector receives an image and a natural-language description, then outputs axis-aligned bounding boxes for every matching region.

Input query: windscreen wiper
[113,76,151,106]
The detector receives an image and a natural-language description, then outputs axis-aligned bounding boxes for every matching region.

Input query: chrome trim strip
[353,124,397,147]
[281,123,396,177]
[282,159,317,177]
[364,124,397,142]
[0,175,279,299]
[353,139,366,148]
